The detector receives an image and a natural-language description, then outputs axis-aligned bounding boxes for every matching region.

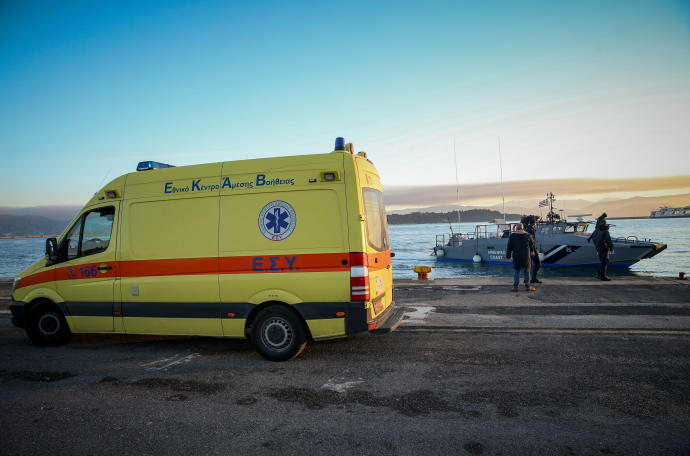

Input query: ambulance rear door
[360,178,393,319]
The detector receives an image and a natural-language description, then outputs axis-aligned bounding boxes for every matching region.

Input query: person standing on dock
[588,214,613,281]
[506,223,537,292]
[525,216,542,284]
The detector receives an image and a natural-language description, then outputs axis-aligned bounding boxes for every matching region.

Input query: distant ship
[649,206,690,218]
[433,193,667,268]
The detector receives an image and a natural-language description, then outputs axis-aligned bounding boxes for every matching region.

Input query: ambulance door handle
[98,265,112,271]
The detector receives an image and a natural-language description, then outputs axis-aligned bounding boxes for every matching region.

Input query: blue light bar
[334,137,345,151]
[136,161,175,171]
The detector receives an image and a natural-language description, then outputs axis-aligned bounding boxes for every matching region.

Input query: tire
[25,302,72,346]
[251,305,307,361]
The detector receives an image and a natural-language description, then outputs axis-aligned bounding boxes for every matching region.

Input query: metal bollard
[413,266,432,280]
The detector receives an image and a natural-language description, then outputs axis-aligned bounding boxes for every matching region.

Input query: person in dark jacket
[587,214,603,244]
[595,212,608,228]
[524,216,542,283]
[588,219,614,280]
[506,223,537,291]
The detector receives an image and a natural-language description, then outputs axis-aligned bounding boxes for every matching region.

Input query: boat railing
[612,236,655,245]
[437,234,465,247]
[437,232,483,247]
[437,223,511,247]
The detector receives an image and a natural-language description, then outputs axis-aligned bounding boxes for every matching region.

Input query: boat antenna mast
[546,192,559,223]
[453,137,461,230]
[498,136,506,221]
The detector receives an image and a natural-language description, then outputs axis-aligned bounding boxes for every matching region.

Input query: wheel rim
[38,312,61,336]
[261,317,293,352]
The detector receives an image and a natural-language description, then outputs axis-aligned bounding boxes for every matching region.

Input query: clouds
[383,175,690,208]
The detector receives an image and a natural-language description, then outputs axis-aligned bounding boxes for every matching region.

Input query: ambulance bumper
[346,300,400,335]
[10,299,25,328]
[369,302,404,334]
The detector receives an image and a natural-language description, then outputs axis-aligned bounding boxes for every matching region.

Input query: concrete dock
[1,275,689,455]
[394,276,690,333]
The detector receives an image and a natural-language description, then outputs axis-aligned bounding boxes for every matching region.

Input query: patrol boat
[433,194,667,268]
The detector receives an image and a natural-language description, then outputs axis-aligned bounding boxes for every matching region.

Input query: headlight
[11,277,21,297]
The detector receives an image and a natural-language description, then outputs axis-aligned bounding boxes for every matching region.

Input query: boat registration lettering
[489,250,506,260]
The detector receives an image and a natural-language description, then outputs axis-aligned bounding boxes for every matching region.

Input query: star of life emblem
[259,200,296,241]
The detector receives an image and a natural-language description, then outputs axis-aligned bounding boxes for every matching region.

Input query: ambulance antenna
[97,168,112,188]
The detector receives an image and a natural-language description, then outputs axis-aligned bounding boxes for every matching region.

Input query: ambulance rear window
[362,188,390,251]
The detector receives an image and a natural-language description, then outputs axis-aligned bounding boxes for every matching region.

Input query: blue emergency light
[334,137,345,151]
[136,161,175,171]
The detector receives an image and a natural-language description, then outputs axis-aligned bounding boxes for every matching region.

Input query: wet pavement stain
[463,441,484,455]
[432,305,690,316]
[269,387,477,417]
[236,397,258,405]
[528,285,690,304]
[459,389,579,418]
[0,370,76,382]
[126,378,225,395]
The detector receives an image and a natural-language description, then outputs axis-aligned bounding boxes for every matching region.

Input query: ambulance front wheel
[25,301,73,346]
[251,305,307,361]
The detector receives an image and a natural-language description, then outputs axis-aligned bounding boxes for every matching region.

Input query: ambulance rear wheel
[251,306,307,361]
[25,302,72,346]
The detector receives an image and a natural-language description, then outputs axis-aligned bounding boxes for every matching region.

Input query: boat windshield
[537,222,590,234]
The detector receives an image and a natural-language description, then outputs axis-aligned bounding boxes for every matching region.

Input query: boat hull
[435,234,665,268]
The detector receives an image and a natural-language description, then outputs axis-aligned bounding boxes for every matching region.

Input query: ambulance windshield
[362,188,390,251]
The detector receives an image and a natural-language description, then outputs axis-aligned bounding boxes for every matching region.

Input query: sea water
[1,218,688,280]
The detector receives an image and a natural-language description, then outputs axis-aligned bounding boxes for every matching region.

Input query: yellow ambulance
[10,138,397,361]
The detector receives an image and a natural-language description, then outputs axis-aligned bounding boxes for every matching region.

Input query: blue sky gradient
[1,0,689,206]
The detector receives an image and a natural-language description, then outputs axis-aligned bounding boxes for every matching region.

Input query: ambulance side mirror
[45,238,59,263]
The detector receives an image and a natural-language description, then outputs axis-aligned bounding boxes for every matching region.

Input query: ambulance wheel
[251,306,307,361]
[25,302,72,346]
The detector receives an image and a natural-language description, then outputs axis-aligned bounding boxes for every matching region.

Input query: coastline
[0,235,57,239]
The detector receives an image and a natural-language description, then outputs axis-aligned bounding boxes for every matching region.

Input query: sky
[1,0,689,208]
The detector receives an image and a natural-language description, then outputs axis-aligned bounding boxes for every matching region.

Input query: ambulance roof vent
[136,161,175,171]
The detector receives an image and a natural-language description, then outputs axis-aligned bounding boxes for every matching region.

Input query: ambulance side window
[64,218,83,261]
[81,208,115,256]
[59,206,115,261]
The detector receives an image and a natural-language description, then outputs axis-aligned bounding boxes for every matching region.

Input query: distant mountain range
[0,205,80,221]
[0,205,78,236]
[388,209,523,225]
[0,214,69,236]
[387,193,690,219]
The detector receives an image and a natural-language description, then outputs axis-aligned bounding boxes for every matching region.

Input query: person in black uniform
[588,213,613,280]
[524,216,542,283]
[506,223,537,291]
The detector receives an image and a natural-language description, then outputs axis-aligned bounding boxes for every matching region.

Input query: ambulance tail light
[350,253,370,301]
